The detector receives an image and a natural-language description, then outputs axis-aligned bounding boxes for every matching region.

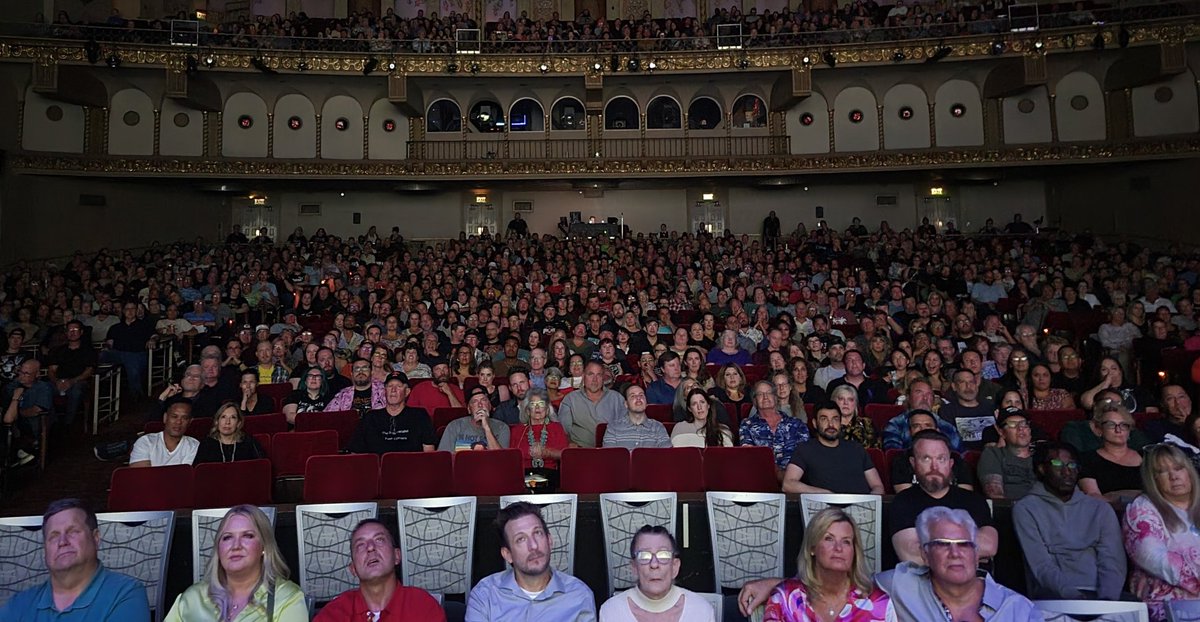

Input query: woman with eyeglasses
[1122,443,1200,621]
[1079,401,1144,501]
[599,525,715,621]
[281,368,329,426]
[999,347,1033,405]
[759,507,890,621]
[512,388,568,470]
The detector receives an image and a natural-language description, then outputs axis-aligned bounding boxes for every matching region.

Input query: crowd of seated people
[5,213,1200,616]
[21,0,1178,55]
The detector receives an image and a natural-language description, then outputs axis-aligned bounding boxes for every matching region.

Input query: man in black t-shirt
[888,430,997,564]
[347,373,436,454]
[46,320,98,427]
[783,401,883,495]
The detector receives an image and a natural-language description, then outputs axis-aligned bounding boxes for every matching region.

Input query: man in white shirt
[129,401,199,467]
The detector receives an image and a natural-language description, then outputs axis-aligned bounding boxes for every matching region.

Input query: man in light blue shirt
[466,502,596,622]
[1,498,149,621]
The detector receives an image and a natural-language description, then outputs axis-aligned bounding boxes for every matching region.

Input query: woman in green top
[165,505,308,622]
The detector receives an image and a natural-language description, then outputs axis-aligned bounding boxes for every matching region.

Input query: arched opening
[604,97,640,130]
[732,94,767,128]
[426,99,462,132]
[469,99,506,133]
[509,98,545,132]
[551,97,585,131]
[646,96,681,129]
[688,97,722,130]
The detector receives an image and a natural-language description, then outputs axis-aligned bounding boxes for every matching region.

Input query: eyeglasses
[1061,354,1079,360]
[1011,356,1029,362]
[1100,421,1132,432]
[352,366,371,372]
[633,550,675,565]
[1002,421,1031,430]
[923,539,977,553]
[1048,459,1079,470]
[527,400,547,408]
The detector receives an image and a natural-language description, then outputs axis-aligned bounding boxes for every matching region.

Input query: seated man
[1012,441,1127,600]
[3,359,53,467]
[889,431,996,564]
[881,379,963,451]
[45,320,98,429]
[557,362,625,447]
[826,350,892,405]
[644,351,683,405]
[347,373,436,455]
[407,358,465,414]
[978,408,1036,500]
[466,501,596,621]
[438,386,510,452]
[599,525,715,621]
[314,518,445,622]
[326,357,386,418]
[782,401,884,494]
[877,506,1041,620]
[738,381,810,479]
[129,401,199,467]
[0,498,149,620]
[888,410,974,493]
[603,384,670,450]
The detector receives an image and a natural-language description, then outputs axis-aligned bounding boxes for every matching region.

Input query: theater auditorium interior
[0,0,1198,619]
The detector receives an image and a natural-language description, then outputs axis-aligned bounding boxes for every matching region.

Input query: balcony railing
[407,136,789,161]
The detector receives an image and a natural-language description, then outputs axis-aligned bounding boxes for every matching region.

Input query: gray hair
[915,506,977,546]
[519,387,557,423]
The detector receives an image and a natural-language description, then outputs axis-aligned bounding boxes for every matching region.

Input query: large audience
[3,213,1200,620]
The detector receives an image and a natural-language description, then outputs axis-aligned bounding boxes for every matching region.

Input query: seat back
[295,502,379,604]
[256,383,293,408]
[303,453,380,503]
[269,430,339,478]
[108,464,194,512]
[705,491,786,591]
[1034,600,1148,622]
[186,417,213,439]
[190,506,278,583]
[293,410,360,450]
[1167,599,1200,622]
[798,493,884,573]
[193,459,273,508]
[599,492,677,595]
[395,496,477,597]
[864,403,904,432]
[631,447,704,492]
[498,494,579,575]
[241,412,288,435]
[645,404,674,423]
[560,447,631,494]
[1028,409,1085,441]
[866,448,890,492]
[0,515,46,606]
[379,451,454,499]
[697,592,725,622]
[432,406,468,429]
[97,511,176,622]
[452,449,525,496]
[702,446,778,492]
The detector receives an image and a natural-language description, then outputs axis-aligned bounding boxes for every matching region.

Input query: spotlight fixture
[362,57,379,75]
[297,59,309,72]
[84,39,101,64]
[469,62,480,74]
[539,62,549,73]
[926,45,952,63]
[1033,40,1044,50]
[386,60,397,71]
[1118,25,1129,48]
[738,57,749,70]
[990,39,1005,55]
[1092,32,1104,50]
[801,55,812,65]
[822,51,836,68]
[592,61,603,72]
[628,57,641,72]
[106,53,121,68]
[892,50,905,62]
[447,61,458,73]
[186,54,198,74]
[647,60,657,71]
[203,54,215,67]
[250,56,276,74]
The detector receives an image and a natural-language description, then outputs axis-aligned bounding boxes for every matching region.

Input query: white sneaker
[14,449,34,466]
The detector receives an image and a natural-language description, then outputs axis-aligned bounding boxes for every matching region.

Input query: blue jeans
[101,349,147,399]
[58,380,88,427]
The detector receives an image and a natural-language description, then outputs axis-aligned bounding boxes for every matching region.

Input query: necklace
[526,422,549,468]
[219,440,237,463]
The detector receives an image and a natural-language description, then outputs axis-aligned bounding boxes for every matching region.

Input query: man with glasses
[738,380,809,479]
[888,430,997,564]
[3,359,53,467]
[977,408,1036,500]
[326,357,386,418]
[600,525,716,620]
[878,506,1039,619]
[1012,441,1127,600]
[46,320,97,429]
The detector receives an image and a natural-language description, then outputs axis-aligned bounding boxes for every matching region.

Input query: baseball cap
[384,372,410,386]
[996,407,1030,425]
[255,324,270,332]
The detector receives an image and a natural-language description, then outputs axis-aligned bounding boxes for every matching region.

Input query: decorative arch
[688,96,723,130]
[320,94,364,159]
[881,83,930,150]
[368,98,409,160]
[604,96,640,130]
[785,92,830,155]
[550,96,586,131]
[273,93,317,158]
[832,86,879,152]
[108,88,154,156]
[933,79,984,147]
[426,98,462,133]
[1054,71,1105,142]
[222,92,269,157]
[646,95,682,129]
[509,97,545,132]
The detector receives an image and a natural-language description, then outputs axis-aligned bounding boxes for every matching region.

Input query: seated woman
[165,505,307,621]
[789,358,827,405]
[281,368,329,425]
[544,367,571,408]
[1122,444,1200,621]
[710,363,750,408]
[1028,363,1076,411]
[474,361,510,409]
[511,388,568,470]
[192,402,267,464]
[830,384,878,449]
[599,525,715,621]
[682,347,715,391]
[763,507,890,621]
[671,388,733,448]
[237,369,275,416]
[1079,402,1144,502]
[1080,356,1156,413]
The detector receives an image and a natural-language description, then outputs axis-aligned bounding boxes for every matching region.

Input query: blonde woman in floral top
[830,385,878,449]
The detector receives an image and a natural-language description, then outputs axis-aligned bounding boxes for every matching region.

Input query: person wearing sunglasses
[599,525,715,621]
[1079,401,1145,502]
[877,506,1041,621]
[1013,441,1126,600]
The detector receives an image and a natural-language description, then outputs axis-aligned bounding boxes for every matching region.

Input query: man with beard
[326,357,386,417]
[406,358,464,413]
[782,401,883,494]
[318,346,352,394]
[888,430,997,564]
[466,502,596,621]
[1012,441,1126,600]
[493,369,531,425]
[314,519,445,621]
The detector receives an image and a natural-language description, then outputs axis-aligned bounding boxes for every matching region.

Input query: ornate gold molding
[10,138,1200,178]
[0,18,1197,76]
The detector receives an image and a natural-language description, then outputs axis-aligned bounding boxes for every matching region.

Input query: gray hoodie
[1012,480,1127,600]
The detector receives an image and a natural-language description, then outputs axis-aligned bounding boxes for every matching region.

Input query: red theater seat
[453,449,525,496]
[379,451,454,499]
[256,383,293,409]
[108,464,193,512]
[242,412,288,436]
[270,430,339,478]
[631,447,704,492]
[702,446,778,492]
[303,453,380,503]
[194,459,272,508]
[294,410,359,450]
[560,447,631,494]
[865,404,904,433]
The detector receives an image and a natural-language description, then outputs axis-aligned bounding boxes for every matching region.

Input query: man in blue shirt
[644,351,683,404]
[1,498,149,621]
[466,502,596,621]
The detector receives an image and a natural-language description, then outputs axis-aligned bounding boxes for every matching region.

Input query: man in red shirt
[315,519,445,622]
[406,358,465,413]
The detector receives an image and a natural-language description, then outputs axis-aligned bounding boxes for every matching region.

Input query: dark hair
[656,350,680,369]
[629,524,680,559]
[43,498,98,532]
[350,518,397,549]
[685,388,726,447]
[812,400,840,418]
[1032,441,1077,479]
[495,501,548,549]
